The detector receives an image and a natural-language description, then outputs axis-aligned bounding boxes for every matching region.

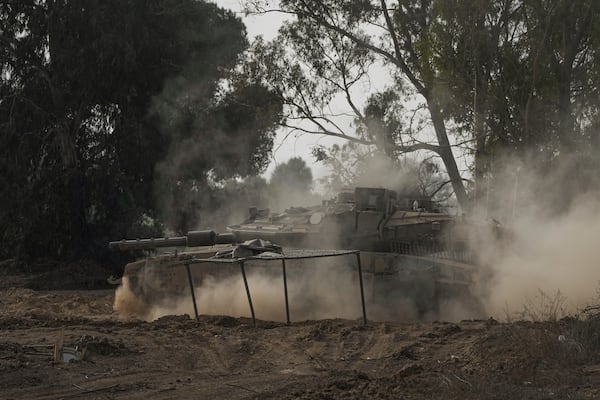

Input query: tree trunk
[474,114,487,215]
[473,74,488,216]
[558,64,574,153]
[428,101,470,212]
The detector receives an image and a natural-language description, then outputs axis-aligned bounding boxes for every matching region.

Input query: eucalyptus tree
[435,0,600,212]
[245,0,600,214]
[244,0,472,209]
[0,0,282,261]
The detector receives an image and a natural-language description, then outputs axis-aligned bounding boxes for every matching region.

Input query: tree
[244,0,470,209]
[154,80,283,233]
[245,0,600,216]
[179,175,271,232]
[0,0,282,261]
[433,0,600,214]
[269,157,314,210]
[314,142,454,208]
[270,157,313,191]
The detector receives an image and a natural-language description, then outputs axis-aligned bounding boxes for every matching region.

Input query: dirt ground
[1,268,599,400]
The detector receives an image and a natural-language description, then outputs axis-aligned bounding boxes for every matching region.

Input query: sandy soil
[0,272,599,399]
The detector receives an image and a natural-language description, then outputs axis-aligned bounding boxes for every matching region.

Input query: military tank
[109,231,239,320]
[228,187,488,319]
[111,187,495,322]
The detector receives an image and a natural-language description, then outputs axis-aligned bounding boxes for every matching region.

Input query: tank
[227,187,491,318]
[229,187,464,252]
[109,230,240,320]
[111,187,497,321]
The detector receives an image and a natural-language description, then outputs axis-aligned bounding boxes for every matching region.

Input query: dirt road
[0,284,599,399]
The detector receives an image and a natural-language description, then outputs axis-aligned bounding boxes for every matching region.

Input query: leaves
[0,0,282,261]
[246,0,600,214]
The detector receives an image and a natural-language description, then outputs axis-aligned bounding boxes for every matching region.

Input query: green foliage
[165,175,271,233]
[0,0,282,263]
[248,0,600,215]
[359,90,404,158]
[267,156,316,211]
[246,0,472,208]
[313,142,452,207]
[270,157,313,194]
[154,80,283,233]
[433,0,600,213]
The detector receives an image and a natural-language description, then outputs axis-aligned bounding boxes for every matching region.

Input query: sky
[211,1,471,188]
[212,0,347,182]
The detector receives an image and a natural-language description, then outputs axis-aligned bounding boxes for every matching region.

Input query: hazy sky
[212,0,347,182]
[210,2,472,190]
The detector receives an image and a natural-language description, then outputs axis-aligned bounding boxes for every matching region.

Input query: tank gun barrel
[109,230,236,251]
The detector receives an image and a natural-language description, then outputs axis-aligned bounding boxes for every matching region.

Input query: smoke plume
[482,192,600,318]
[114,257,367,322]
[115,148,600,323]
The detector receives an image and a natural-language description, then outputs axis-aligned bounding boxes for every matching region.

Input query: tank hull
[116,246,482,322]
[112,187,492,321]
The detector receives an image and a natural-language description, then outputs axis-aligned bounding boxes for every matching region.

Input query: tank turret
[228,187,459,256]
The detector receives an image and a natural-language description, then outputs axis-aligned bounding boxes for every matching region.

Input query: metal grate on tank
[388,240,475,264]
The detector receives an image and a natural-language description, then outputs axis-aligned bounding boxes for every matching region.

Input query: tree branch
[380,0,406,79]
[281,122,375,145]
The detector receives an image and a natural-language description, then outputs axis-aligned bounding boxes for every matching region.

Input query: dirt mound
[0,282,598,399]
[0,259,114,291]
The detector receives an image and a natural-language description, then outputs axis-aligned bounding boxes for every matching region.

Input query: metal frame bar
[187,250,360,263]
[356,253,367,325]
[240,261,256,327]
[282,259,290,325]
[182,249,367,326]
[185,263,199,321]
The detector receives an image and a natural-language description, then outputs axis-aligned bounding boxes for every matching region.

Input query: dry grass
[569,306,600,362]
[513,289,568,322]
[501,288,600,367]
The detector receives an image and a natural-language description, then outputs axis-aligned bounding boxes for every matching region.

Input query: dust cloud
[470,149,600,319]
[482,192,600,319]
[114,276,150,319]
[353,156,421,195]
[114,258,367,323]
[115,150,600,323]
[345,153,600,321]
